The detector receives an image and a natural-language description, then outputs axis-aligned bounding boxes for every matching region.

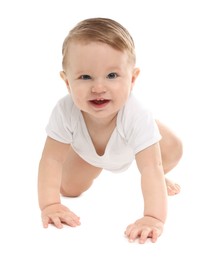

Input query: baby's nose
[91,80,107,93]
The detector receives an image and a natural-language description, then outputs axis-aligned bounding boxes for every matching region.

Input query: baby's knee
[60,186,83,198]
[161,134,183,173]
[171,136,183,162]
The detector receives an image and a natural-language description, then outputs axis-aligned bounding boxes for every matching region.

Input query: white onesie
[46,94,161,173]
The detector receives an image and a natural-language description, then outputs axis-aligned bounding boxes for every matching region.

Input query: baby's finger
[124,224,135,237]
[42,216,50,228]
[150,228,161,243]
[126,227,141,242]
[139,228,152,244]
[60,215,81,227]
[51,216,63,229]
[70,212,81,224]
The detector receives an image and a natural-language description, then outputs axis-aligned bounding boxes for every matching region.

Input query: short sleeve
[45,95,74,144]
[120,95,162,154]
[129,111,161,154]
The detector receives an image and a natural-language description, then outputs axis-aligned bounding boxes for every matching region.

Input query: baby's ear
[60,71,70,92]
[131,68,140,84]
[60,71,68,85]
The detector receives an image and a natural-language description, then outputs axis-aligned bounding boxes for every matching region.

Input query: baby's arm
[38,137,80,228]
[125,142,167,243]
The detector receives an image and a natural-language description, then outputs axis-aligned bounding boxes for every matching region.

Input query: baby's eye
[80,75,91,80]
[107,73,118,79]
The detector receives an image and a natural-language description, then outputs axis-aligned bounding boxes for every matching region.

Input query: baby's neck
[82,111,117,129]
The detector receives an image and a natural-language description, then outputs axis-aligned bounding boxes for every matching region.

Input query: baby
[38,17,182,244]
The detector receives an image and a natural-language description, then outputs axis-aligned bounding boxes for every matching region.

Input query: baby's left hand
[124,216,164,244]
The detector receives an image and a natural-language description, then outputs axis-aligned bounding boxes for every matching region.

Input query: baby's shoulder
[52,95,80,128]
[118,94,154,131]
[57,94,74,109]
[122,94,150,117]
[55,95,78,116]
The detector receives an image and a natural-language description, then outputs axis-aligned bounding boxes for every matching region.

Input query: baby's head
[62,17,136,70]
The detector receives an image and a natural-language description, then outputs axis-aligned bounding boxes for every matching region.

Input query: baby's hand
[41,203,81,229]
[124,216,164,244]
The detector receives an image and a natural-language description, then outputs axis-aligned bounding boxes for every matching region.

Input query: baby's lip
[89,97,109,101]
[89,98,110,105]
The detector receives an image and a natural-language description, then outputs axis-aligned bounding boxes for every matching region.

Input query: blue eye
[80,75,91,80]
[107,73,118,79]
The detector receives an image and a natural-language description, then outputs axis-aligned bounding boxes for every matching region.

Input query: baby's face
[61,41,140,120]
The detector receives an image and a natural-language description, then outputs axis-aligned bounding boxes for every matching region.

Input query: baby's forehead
[69,39,130,55]
[68,41,130,58]
[62,38,136,69]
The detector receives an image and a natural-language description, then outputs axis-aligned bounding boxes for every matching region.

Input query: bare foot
[165,178,181,196]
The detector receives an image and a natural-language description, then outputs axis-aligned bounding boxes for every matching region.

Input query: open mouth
[89,98,110,106]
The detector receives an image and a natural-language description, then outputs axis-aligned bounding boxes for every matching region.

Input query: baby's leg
[156,120,183,195]
[60,147,102,197]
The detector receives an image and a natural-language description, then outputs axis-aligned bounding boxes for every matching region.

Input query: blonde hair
[62,17,136,69]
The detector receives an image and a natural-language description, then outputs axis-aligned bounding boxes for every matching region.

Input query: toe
[166,178,181,195]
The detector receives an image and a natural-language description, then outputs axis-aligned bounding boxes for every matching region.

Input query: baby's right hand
[41,203,81,229]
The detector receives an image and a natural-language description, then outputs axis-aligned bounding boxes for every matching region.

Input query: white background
[0,0,219,259]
